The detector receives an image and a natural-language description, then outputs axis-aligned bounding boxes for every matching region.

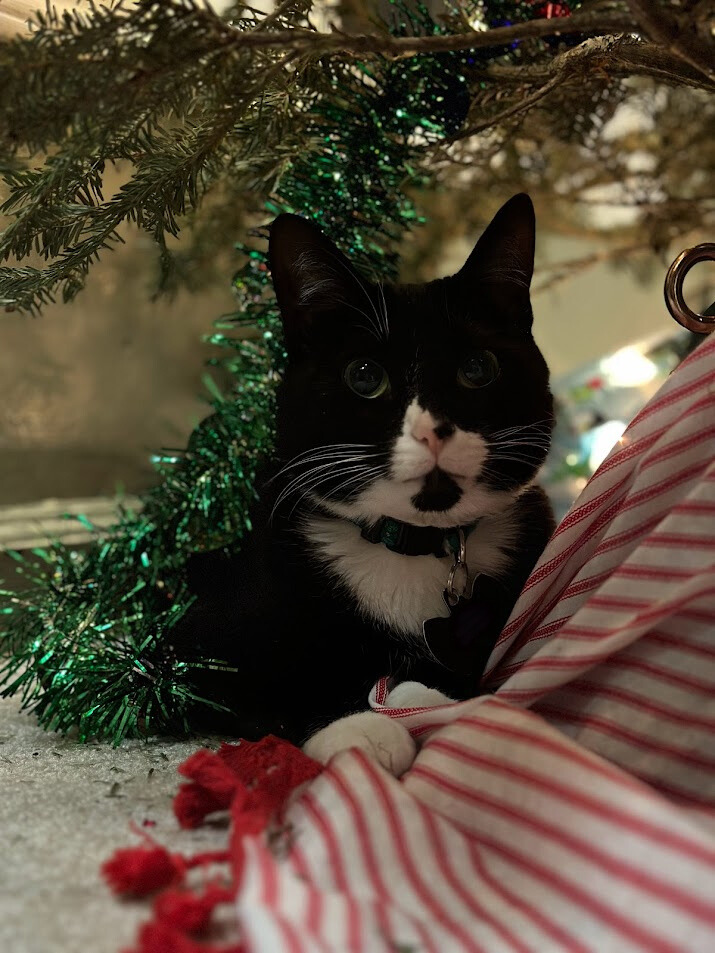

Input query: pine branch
[60,2,709,97]
[0,111,284,310]
[625,0,715,82]
[450,70,566,142]
[478,36,715,93]
[1,0,713,314]
[158,8,638,56]
[448,32,715,143]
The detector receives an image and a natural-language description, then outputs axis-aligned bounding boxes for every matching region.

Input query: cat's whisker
[491,430,552,444]
[326,465,387,501]
[490,419,554,439]
[487,455,547,468]
[492,438,551,449]
[321,248,387,342]
[283,441,376,459]
[273,443,374,470]
[271,457,384,521]
[493,428,553,438]
[268,444,378,483]
[353,321,384,340]
[272,463,346,519]
[296,471,385,518]
[376,281,389,340]
[307,463,385,499]
[491,443,551,454]
[489,444,548,457]
[273,458,367,507]
[290,465,386,518]
[346,303,385,342]
[272,450,382,482]
[492,439,551,449]
[489,446,548,458]
[491,443,551,455]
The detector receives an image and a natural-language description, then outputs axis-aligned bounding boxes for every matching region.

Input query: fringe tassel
[104,735,322,950]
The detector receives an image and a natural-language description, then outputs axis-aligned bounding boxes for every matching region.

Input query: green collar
[358,516,478,557]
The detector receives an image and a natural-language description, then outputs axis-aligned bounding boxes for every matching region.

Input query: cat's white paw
[303,711,416,777]
[385,680,455,709]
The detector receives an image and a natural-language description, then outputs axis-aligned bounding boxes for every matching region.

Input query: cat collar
[358,516,478,559]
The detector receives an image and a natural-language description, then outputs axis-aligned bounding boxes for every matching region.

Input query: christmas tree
[0,0,713,743]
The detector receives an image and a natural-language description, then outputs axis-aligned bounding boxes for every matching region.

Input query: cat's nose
[411,412,453,459]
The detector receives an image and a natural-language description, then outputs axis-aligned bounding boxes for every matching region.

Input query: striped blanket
[234,330,715,952]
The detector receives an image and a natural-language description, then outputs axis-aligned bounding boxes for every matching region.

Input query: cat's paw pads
[303,711,416,777]
[386,680,455,709]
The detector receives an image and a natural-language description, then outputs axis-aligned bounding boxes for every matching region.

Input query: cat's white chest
[301,515,516,638]
[302,518,449,636]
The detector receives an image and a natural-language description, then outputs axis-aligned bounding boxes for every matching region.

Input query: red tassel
[127,921,245,953]
[221,736,323,836]
[110,736,323,953]
[174,749,245,829]
[153,884,235,935]
[102,846,184,897]
[174,781,231,830]
[216,735,322,785]
[179,749,244,801]
[172,737,322,832]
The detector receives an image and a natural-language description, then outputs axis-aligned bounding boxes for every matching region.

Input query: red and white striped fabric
[235,332,715,952]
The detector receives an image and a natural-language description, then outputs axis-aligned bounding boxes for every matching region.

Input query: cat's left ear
[459,192,536,300]
[269,213,363,353]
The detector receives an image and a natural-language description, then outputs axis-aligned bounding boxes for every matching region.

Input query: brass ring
[664,243,715,334]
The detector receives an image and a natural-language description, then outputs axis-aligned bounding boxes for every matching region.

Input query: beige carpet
[0,694,226,953]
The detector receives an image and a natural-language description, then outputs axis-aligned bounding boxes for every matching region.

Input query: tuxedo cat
[173,193,555,774]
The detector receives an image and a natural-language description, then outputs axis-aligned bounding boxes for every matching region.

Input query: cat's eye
[344,359,389,399]
[457,351,500,389]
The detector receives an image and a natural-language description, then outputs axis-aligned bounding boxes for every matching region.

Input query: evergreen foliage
[1,1,712,310]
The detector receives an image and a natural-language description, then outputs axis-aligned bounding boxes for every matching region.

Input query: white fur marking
[302,711,416,776]
[318,399,512,527]
[302,508,520,637]
[303,399,526,635]
[386,680,455,708]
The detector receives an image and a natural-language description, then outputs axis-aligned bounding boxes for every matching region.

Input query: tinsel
[0,0,576,744]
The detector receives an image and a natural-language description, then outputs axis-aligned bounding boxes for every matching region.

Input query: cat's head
[267,194,553,528]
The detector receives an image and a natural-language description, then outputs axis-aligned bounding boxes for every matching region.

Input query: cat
[172,192,555,775]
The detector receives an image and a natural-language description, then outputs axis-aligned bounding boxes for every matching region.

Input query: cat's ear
[459,193,536,292]
[269,213,361,352]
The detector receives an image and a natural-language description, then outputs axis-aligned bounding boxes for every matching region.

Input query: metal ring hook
[445,527,468,607]
[664,243,715,335]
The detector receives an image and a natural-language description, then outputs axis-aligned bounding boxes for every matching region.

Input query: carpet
[0,695,226,953]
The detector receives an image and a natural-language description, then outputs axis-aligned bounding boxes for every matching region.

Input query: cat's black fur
[171,193,555,745]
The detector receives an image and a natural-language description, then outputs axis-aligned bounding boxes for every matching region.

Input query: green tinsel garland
[0,0,577,744]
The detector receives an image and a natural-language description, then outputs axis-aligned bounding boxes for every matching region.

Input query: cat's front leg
[302,682,453,776]
[303,711,416,776]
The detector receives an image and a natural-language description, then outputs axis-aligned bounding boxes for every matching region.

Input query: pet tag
[422,583,496,672]
[422,527,496,671]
